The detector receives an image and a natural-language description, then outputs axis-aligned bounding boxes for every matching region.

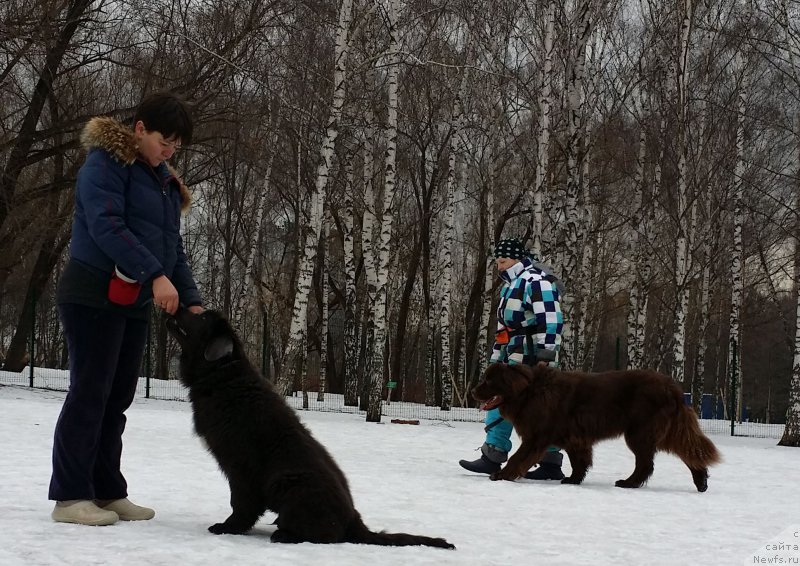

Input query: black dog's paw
[209,522,245,535]
[561,476,582,485]
[208,523,228,534]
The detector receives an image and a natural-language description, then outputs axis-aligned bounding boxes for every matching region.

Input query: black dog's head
[166,307,241,382]
[471,363,540,411]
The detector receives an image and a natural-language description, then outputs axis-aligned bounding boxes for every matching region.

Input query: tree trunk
[2,232,69,371]
[557,0,594,370]
[729,52,747,419]
[778,0,799,447]
[437,43,471,411]
[780,217,800,446]
[318,211,330,402]
[670,0,695,384]
[365,0,399,423]
[531,0,556,257]
[278,0,353,395]
[390,232,421,400]
[627,93,648,369]
[342,161,359,406]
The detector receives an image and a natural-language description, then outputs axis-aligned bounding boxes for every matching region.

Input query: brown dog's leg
[616,432,656,488]
[690,468,709,492]
[491,442,547,481]
[562,444,592,485]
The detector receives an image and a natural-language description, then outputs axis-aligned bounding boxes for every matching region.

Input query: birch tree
[729,87,745,417]
[341,160,360,406]
[473,13,511,381]
[626,90,649,370]
[558,0,596,370]
[670,0,695,384]
[278,0,353,395]
[359,125,378,410]
[782,164,800,444]
[476,168,495,376]
[779,0,800,446]
[366,0,400,422]
[437,36,472,411]
[530,0,556,258]
[690,24,721,416]
[317,210,330,402]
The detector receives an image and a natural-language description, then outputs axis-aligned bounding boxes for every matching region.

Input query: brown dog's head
[471,363,544,412]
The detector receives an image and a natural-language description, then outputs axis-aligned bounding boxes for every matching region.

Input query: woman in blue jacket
[459,238,565,480]
[49,92,203,526]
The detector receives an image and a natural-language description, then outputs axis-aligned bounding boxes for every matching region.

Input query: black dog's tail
[345,516,455,549]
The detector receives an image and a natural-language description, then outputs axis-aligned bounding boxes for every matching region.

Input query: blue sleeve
[79,151,163,282]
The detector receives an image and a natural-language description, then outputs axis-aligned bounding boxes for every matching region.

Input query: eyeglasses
[144,129,182,150]
[159,138,182,151]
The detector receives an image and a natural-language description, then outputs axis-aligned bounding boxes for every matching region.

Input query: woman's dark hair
[133,91,193,145]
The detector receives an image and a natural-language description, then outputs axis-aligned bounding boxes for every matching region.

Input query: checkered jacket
[490,257,563,366]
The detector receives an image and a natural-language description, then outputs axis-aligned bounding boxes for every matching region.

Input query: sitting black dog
[166,307,454,548]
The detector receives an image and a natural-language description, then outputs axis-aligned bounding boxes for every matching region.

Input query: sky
[1,383,798,566]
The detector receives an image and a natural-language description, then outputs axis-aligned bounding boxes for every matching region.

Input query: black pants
[49,304,148,501]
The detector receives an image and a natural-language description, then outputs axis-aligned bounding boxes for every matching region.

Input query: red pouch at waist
[108,267,142,306]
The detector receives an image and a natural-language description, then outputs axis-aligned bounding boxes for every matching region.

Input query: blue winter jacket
[65,116,201,309]
[490,256,563,366]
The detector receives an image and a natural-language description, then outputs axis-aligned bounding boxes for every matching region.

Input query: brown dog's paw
[490,468,519,482]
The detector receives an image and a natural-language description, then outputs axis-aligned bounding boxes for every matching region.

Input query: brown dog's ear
[506,364,532,395]
[204,335,234,361]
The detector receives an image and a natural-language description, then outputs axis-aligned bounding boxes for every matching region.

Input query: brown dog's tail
[661,403,721,470]
[345,516,455,549]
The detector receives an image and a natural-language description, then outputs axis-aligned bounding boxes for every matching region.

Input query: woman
[50,92,203,526]
[459,238,565,480]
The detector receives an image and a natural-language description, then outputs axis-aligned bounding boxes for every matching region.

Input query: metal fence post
[145,316,152,399]
[729,338,737,437]
[262,306,270,380]
[29,290,36,387]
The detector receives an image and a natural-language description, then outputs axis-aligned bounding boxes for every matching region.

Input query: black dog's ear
[204,335,234,361]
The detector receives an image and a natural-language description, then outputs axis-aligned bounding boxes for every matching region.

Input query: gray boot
[459,443,508,475]
[524,450,565,480]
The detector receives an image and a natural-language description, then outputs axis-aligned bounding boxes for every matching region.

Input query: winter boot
[96,498,155,521]
[459,443,508,475]
[524,449,565,480]
[51,500,119,526]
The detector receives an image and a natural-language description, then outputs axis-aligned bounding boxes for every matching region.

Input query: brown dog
[471,363,720,491]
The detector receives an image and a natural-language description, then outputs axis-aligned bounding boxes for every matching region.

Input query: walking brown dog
[471,363,720,491]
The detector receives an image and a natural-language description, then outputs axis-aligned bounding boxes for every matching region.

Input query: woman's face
[496,257,518,272]
[134,120,181,167]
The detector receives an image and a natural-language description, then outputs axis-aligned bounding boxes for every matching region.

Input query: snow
[1,384,798,566]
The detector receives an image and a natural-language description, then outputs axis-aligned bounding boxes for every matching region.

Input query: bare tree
[278,0,354,395]
[366,0,400,422]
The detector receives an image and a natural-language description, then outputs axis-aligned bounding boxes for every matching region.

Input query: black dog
[166,307,454,548]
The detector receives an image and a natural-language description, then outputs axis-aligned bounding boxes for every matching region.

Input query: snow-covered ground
[1,384,798,566]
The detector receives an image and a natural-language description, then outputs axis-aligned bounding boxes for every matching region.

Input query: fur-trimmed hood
[81,116,191,211]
